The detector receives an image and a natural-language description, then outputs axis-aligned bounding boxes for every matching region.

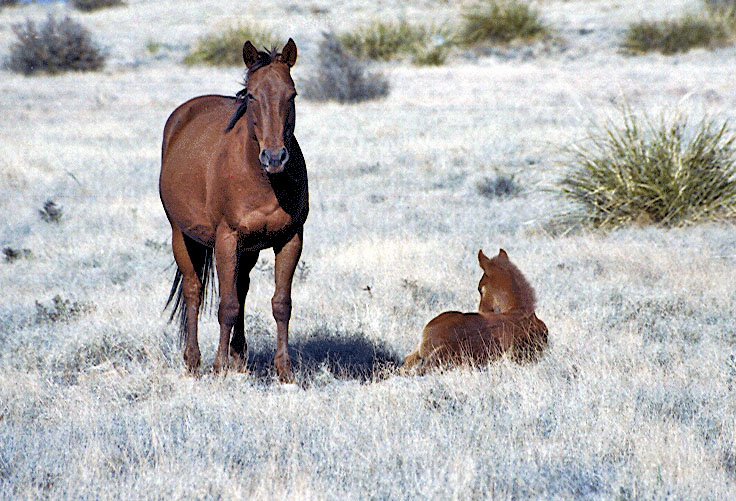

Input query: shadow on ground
[246,326,403,384]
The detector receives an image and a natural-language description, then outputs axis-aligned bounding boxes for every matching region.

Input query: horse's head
[241,39,298,174]
[477,248,536,315]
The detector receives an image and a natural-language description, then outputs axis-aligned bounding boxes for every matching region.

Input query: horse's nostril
[279,148,289,164]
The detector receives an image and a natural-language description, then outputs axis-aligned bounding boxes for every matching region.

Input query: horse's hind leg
[171,226,205,373]
[229,251,259,371]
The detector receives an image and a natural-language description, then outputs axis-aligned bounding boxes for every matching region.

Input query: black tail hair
[164,240,217,346]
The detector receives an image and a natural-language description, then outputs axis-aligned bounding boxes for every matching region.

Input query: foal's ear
[497,249,509,261]
[478,249,493,271]
[243,41,259,69]
[280,38,297,67]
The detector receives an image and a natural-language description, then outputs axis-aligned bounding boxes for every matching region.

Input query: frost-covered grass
[1,0,736,499]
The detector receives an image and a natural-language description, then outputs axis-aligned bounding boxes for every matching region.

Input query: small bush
[560,107,736,228]
[71,0,125,12]
[621,13,731,54]
[6,15,104,75]
[456,0,547,46]
[0,0,20,9]
[476,172,521,199]
[301,33,390,103]
[3,247,32,263]
[35,295,94,324]
[39,200,62,223]
[184,24,281,66]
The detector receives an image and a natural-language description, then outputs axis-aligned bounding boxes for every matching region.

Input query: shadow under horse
[403,249,548,373]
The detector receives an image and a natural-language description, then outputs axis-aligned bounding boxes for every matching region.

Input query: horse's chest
[228,206,294,249]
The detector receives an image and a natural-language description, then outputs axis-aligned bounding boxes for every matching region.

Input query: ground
[1,0,735,498]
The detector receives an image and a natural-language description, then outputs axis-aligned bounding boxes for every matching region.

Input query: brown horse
[403,249,547,372]
[159,39,307,382]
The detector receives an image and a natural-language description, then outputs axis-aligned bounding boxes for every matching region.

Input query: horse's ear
[280,38,297,67]
[478,249,493,271]
[243,41,259,69]
[498,249,509,261]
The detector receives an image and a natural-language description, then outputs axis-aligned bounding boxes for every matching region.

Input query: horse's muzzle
[259,147,289,174]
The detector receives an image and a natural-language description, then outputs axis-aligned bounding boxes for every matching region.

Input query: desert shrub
[560,108,736,228]
[301,33,390,103]
[39,200,62,223]
[6,15,104,75]
[0,0,20,9]
[184,24,280,66]
[338,19,449,65]
[621,13,731,54]
[71,0,124,12]
[476,172,521,198]
[456,0,547,46]
[3,247,32,263]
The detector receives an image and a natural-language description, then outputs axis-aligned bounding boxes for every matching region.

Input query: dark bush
[6,15,104,75]
[476,173,521,199]
[71,0,125,12]
[301,33,390,103]
[0,0,20,9]
[39,200,63,223]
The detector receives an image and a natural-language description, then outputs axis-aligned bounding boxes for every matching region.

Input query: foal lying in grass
[403,249,548,373]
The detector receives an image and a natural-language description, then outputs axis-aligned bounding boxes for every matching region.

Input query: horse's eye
[246,93,255,101]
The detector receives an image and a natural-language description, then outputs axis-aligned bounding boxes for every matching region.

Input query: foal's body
[160,40,307,381]
[404,249,547,371]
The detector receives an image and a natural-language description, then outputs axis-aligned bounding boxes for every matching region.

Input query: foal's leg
[229,251,259,370]
[272,229,303,383]
[213,224,239,374]
[171,227,203,373]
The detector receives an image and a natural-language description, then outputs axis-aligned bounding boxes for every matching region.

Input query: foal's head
[477,249,536,314]
[236,39,298,174]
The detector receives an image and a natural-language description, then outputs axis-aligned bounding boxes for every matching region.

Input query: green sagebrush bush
[6,15,104,75]
[301,33,390,103]
[622,12,732,54]
[184,24,281,66]
[338,19,449,66]
[456,0,547,46]
[71,0,125,12]
[560,108,736,228]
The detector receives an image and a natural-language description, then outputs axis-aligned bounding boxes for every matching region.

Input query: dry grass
[1,0,736,499]
[183,24,281,66]
[621,12,733,54]
[456,0,548,46]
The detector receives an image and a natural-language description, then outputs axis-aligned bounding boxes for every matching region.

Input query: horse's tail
[164,241,216,346]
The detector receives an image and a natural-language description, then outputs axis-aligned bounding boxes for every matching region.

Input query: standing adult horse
[159,39,307,382]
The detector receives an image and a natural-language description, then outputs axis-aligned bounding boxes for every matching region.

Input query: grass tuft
[34,295,95,324]
[456,0,548,46]
[0,0,19,9]
[621,12,732,55]
[338,19,449,65]
[301,33,390,103]
[6,15,104,75]
[3,247,32,263]
[71,0,125,12]
[560,107,736,228]
[183,24,281,66]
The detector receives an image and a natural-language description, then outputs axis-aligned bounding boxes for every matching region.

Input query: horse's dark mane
[226,47,279,132]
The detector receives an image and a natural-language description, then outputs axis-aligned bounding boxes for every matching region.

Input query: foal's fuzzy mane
[226,47,280,132]
[498,257,537,312]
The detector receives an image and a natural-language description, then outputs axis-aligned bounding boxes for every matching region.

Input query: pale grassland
[2,0,736,499]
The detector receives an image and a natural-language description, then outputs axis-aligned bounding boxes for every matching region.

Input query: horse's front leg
[272,228,303,383]
[214,224,239,374]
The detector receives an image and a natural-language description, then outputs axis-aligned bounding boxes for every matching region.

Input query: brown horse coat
[160,40,307,381]
[403,249,548,372]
